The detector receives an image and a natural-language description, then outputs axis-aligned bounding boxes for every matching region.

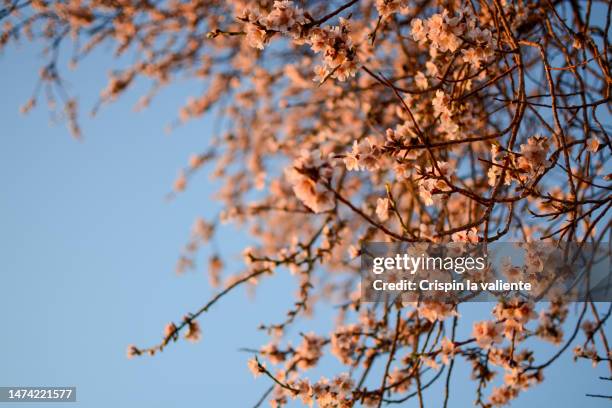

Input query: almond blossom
[5,0,610,406]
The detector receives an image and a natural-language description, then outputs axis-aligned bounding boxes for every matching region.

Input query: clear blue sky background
[0,40,610,408]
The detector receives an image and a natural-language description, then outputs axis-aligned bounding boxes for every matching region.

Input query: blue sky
[0,40,610,408]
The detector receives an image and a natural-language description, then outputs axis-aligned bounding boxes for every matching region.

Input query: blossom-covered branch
[3,0,611,406]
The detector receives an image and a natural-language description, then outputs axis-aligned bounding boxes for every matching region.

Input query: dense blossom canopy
[2,0,611,406]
